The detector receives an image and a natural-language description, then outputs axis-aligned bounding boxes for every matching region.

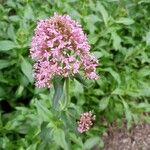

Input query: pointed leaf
[7,24,16,41]
[74,73,93,87]
[145,32,150,46]
[84,137,100,150]
[96,2,108,26]
[53,128,69,150]
[35,100,52,122]
[99,96,110,111]
[0,60,10,69]
[111,32,121,50]
[121,98,132,129]
[101,68,121,85]
[0,40,17,51]
[21,57,33,83]
[116,17,134,25]
[69,133,83,147]
[52,77,65,109]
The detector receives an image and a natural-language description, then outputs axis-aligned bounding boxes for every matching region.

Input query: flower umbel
[77,111,95,133]
[30,13,98,88]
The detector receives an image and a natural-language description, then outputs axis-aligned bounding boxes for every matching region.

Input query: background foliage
[0,0,150,149]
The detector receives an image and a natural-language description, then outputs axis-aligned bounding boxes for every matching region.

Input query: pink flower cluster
[77,111,95,133]
[30,13,98,88]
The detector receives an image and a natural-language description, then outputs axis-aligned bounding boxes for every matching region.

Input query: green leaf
[53,128,69,150]
[61,111,76,131]
[111,32,121,50]
[0,40,17,51]
[39,122,52,142]
[85,14,100,25]
[88,34,99,45]
[15,85,24,98]
[0,86,6,97]
[21,57,33,83]
[121,98,132,129]
[52,77,65,109]
[124,47,137,61]
[99,96,110,111]
[69,133,83,147]
[138,67,150,77]
[35,100,52,122]
[116,17,134,25]
[26,143,38,150]
[141,52,150,63]
[145,31,150,45]
[9,15,20,22]
[96,2,108,26]
[24,4,34,20]
[74,80,84,94]
[135,103,150,112]
[112,88,124,95]
[0,60,10,69]
[92,51,103,59]
[84,137,100,150]
[7,24,16,41]
[101,68,121,85]
[74,73,93,87]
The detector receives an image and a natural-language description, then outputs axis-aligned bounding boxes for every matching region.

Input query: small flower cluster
[30,13,98,88]
[77,111,95,133]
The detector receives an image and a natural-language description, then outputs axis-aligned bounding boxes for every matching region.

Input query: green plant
[0,0,150,149]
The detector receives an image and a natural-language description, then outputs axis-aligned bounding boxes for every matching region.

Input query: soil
[102,123,150,150]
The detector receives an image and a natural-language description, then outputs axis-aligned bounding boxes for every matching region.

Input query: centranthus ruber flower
[77,111,96,133]
[30,13,98,88]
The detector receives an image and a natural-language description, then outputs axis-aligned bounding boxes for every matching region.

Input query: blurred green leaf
[35,100,53,122]
[0,60,10,69]
[145,32,150,45]
[53,128,69,150]
[9,15,20,22]
[116,17,134,25]
[69,133,83,147]
[0,86,6,97]
[74,80,84,94]
[96,2,109,26]
[74,73,93,87]
[7,24,16,41]
[15,85,24,98]
[121,98,132,129]
[0,40,17,51]
[99,96,110,111]
[24,4,34,20]
[88,34,99,45]
[85,14,100,24]
[52,77,65,109]
[111,32,121,50]
[39,122,52,142]
[26,143,38,150]
[92,51,103,59]
[20,57,33,83]
[101,68,121,85]
[84,137,100,150]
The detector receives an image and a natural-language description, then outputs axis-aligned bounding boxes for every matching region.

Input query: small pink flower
[30,13,98,88]
[77,111,96,133]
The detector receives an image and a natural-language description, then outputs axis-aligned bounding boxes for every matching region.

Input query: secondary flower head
[30,13,98,88]
[77,111,96,133]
